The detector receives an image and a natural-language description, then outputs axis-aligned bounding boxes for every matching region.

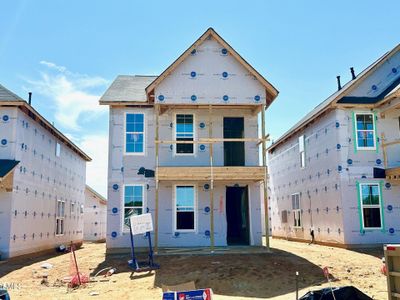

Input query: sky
[1,0,399,197]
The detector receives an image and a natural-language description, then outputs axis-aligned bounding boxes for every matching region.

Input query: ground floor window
[175,185,195,231]
[360,183,382,229]
[56,199,65,235]
[124,185,144,227]
[292,193,301,227]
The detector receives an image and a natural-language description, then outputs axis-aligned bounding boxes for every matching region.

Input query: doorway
[226,186,250,245]
[223,117,245,166]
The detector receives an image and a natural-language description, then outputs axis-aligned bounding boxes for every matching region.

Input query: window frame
[174,113,196,156]
[299,135,305,169]
[123,183,145,231]
[55,142,61,157]
[56,199,65,236]
[173,184,197,232]
[291,193,302,228]
[124,112,146,156]
[354,112,376,151]
[359,182,382,230]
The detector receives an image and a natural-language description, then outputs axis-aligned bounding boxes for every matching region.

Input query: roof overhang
[268,43,400,152]
[0,101,91,161]
[145,28,279,108]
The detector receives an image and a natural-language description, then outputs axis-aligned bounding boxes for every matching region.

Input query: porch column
[154,105,160,253]
[209,105,215,251]
[261,104,270,251]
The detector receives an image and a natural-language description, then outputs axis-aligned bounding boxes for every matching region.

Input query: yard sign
[130,213,153,235]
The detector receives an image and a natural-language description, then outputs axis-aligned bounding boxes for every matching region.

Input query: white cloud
[77,134,109,198]
[26,61,109,130]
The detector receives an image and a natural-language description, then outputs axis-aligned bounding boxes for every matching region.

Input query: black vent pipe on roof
[350,67,356,80]
[336,76,342,91]
[28,92,32,105]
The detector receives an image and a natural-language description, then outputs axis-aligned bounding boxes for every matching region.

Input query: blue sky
[1,0,399,196]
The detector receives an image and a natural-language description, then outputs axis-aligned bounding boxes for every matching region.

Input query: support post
[261,104,270,251]
[154,105,160,253]
[209,105,215,252]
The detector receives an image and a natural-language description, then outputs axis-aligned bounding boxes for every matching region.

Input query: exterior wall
[268,109,346,245]
[84,189,107,241]
[155,38,267,106]
[0,107,86,258]
[269,105,400,246]
[338,107,400,245]
[0,108,17,258]
[106,106,263,249]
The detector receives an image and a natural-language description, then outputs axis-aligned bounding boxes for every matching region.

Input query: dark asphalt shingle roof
[0,84,24,102]
[99,75,157,103]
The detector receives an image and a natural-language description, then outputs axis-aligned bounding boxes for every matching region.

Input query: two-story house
[0,84,91,259]
[100,28,278,253]
[268,44,400,247]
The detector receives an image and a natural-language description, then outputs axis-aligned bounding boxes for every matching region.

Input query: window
[355,113,376,149]
[176,114,194,154]
[55,142,61,157]
[299,135,305,168]
[80,204,84,214]
[70,202,75,215]
[175,186,195,231]
[56,200,65,235]
[292,193,301,227]
[124,185,144,227]
[360,183,382,229]
[125,113,144,154]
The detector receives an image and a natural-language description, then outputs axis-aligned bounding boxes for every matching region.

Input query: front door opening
[226,186,250,245]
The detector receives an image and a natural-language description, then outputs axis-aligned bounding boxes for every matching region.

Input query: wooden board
[156,166,266,181]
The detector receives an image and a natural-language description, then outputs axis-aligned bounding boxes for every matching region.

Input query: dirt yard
[0,238,387,299]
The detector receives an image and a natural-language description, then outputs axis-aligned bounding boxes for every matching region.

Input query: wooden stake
[71,242,81,285]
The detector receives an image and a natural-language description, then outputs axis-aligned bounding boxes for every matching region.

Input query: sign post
[128,213,159,272]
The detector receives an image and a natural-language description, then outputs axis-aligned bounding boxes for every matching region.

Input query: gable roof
[0,84,24,102]
[99,75,157,105]
[268,43,400,152]
[85,185,107,205]
[145,27,279,107]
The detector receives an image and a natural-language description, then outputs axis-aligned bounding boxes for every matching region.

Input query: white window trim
[122,183,146,232]
[359,182,382,230]
[299,135,305,169]
[55,142,61,157]
[173,112,196,156]
[56,199,65,236]
[124,111,146,156]
[70,202,75,215]
[291,193,301,228]
[354,112,376,151]
[173,184,197,233]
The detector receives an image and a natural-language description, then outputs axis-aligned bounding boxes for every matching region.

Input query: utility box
[384,244,400,299]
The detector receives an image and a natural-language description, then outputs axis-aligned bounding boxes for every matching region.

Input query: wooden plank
[261,104,269,251]
[155,138,266,144]
[157,166,266,181]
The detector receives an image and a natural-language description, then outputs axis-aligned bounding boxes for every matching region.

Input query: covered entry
[226,186,250,245]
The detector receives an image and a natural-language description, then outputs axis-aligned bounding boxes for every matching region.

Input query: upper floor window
[359,183,382,229]
[355,113,376,150]
[176,114,194,154]
[55,142,61,157]
[124,185,144,228]
[299,135,305,168]
[292,193,301,228]
[126,113,144,154]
